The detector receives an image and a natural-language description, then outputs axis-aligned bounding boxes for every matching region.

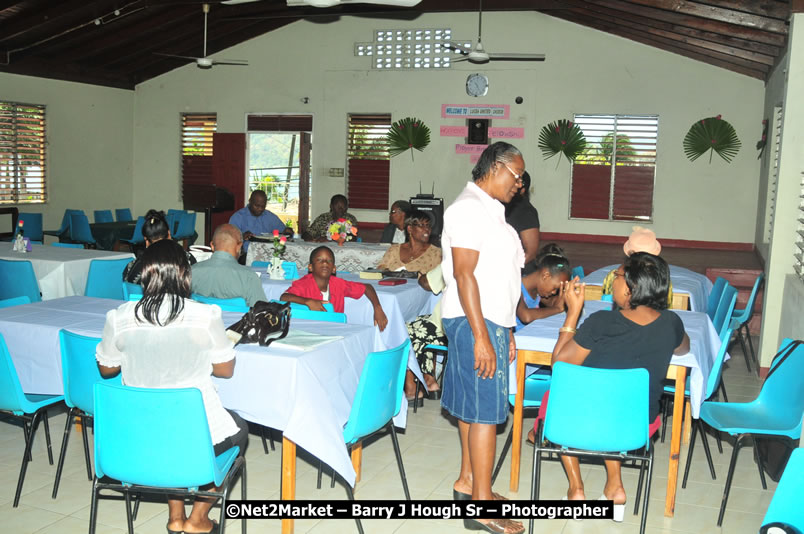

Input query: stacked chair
[729,273,764,375]
[115,209,133,222]
[93,210,114,223]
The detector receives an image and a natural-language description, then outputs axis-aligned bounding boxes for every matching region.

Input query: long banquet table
[246,240,391,272]
[0,296,390,534]
[0,244,134,300]
[510,300,725,517]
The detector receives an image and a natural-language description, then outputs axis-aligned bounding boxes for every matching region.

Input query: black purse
[226,300,291,347]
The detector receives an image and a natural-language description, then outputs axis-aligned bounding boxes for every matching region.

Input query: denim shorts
[441,316,510,424]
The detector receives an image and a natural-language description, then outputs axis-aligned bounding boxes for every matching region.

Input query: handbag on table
[226,300,291,347]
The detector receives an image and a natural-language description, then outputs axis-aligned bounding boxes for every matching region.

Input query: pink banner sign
[441,104,510,119]
[455,144,488,154]
[440,125,469,137]
[488,127,524,139]
[470,154,481,163]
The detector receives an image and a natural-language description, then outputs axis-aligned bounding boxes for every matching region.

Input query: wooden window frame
[347,113,391,210]
[0,101,47,205]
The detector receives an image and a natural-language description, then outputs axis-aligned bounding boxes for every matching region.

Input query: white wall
[1,72,134,230]
[131,11,764,243]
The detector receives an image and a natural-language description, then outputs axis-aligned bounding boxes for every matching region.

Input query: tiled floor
[0,337,772,534]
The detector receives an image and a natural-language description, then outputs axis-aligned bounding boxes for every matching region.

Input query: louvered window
[570,114,658,221]
[765,105,783,243]
[0,101,46,204]
[347,114,391,210]
[181,113,217,191]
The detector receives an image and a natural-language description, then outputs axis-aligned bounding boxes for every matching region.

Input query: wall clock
[466,73,488,97]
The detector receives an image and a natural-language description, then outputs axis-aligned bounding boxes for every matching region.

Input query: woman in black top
[551,252,689,520]
[380,200,412,244]
[505,171,540,266]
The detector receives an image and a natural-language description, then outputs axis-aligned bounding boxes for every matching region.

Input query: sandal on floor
[453,489,507,501]
[406,394,424,408]
[426,389,442,400]
[600,495,625,522]
[184,521,219,534]
[463,518,524,534]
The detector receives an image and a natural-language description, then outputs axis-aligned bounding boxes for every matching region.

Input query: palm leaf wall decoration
[683,115,741,163]
[538,119,587,165]
[387,117,430,161]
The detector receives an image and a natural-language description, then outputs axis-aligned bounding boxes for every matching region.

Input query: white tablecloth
[257,271,439,385]
[0,244,134,300]
[582,264,713,313]
[247,240,391,272]
[0,296,392,486]
[513,300,724,417]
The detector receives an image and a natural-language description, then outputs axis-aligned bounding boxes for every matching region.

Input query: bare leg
[453,420,473,495]
[559,454,586,500]
[603,460,626,504]
[403,370,420,399]
[167,497,186,533]
[423,373,440,392]
[183,489,220,534]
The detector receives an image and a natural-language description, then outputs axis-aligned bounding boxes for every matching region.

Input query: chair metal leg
[753,440,767,490]
[344,477,364,534]
[699,421,717,480]
[330,464,336,489]
[743,324,760,377]
[639,449,654,534]
[124,490,135,534]
[715,430,723,454]
[52,407,75,498]
[718,379,729,403]
[316,460,323,490]
[89,479,99,534]
[261,426,270,455]
[529,433,542,534]
[388,423,411,500]
[718,435,744,526]
[682,418,698,489]
[660,396,670,443]
[42,410,54,465]
[737,328,752,374]
[131,493,141,522]
[491,427,513,486]
[240,462,248,534]
[22,419,33,462]
[14,412,41,507]
[413,378,420,414]
[81,414,92,480]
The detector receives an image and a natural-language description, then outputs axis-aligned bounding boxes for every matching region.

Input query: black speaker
[467,119,489,145]
[409,195,444,245]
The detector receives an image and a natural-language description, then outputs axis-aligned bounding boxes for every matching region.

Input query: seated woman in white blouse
[96,239,248,534]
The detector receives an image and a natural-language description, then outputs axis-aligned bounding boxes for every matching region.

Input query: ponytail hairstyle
[142,209,170,243]
[530,243,571,278]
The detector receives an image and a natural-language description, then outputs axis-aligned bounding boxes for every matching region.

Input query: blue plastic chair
[122,282,142,301]
[44,209,83,238]
[712,283,738,339]
[252,261,269,268]
[85,259,131,299]
[115,208,133,222]
[287,301,345,323]
[729,272,764,376]
[317,340,411,532]
[690,338,804,526]
[760,448,804,534]
[17,213,43,242]
[69,212,97,247]
[191,293,249,313]
[0,295,31,308]
[707,276,727,320]
[0,259,42,302]
[119,216,145,250]
[174,212,196,247]
[0,334,63,507]
[52,331,122,498]
[571,265,584,280]
[166,212,181,236]
[91,383,246,534]
[282,261,299,280]
[93,210,114,224]
[531,363,654,534]
[51,242,84,248]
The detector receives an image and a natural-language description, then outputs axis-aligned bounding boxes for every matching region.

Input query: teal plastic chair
[69,212,97,247]
[712,283,738,338]
[17,213,44,242]
[191,293,249,313]
[707,276,727,320]
[0,295,31,308]
[689,338,804,526]
[85,259,131,299]
[166,212,181,236]
[174,212,196,247]
[760,448,804,534]
[0,334,63,507]
[93,210,114,224]
[0,259,42,302]
[287,301,345,323]
[52,331,122,499]
[318,340,411,533]
[120,217,145,250]
[531,363,655,534]
[91,383,246,534]
[282,262,299,280]
[115,208,133,222]
[51,242,84,248]
[44,209,83,238]
[729,272,764,376]
[122,282,142,301]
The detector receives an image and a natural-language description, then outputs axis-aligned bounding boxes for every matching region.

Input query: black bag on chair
[226,300,291,347]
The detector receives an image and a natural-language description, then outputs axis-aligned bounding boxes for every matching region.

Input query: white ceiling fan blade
[451,56,471,63]
[155,53,202,61]
[212,59,249,66]
[487,53,546,61]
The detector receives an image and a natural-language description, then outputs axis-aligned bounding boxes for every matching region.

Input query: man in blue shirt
[229,190,288,252]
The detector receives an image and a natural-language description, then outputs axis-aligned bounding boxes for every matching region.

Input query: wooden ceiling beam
[576,0,786,46]
[682,0,790,20]
[0,0,118,45]
[551,11,768,80]
[620,0,788,34]
[559,0,781,56]
[565,5,776,65]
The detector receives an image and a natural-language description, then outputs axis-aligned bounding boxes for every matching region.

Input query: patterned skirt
[406,314,448,376]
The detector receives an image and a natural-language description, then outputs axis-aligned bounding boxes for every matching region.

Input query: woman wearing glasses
[376,209,442,274]
[380,199,412,244]
[441,142,526,534]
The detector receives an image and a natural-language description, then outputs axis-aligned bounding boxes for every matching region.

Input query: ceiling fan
[446,0,545,64]
[155,4,248,69]
[222,0,420,6]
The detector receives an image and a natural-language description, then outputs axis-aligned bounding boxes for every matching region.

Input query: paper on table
[270,329,343,351]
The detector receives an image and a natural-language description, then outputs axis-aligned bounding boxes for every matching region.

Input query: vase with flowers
[268,229,287,280]
[327,219,358,246]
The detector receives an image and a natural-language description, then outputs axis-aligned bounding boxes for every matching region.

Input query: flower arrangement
[271,229,287,259]
[327,219,358,245]
[683,114,741,164]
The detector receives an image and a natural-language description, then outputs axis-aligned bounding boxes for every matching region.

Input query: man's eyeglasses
[501,162,525,184]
